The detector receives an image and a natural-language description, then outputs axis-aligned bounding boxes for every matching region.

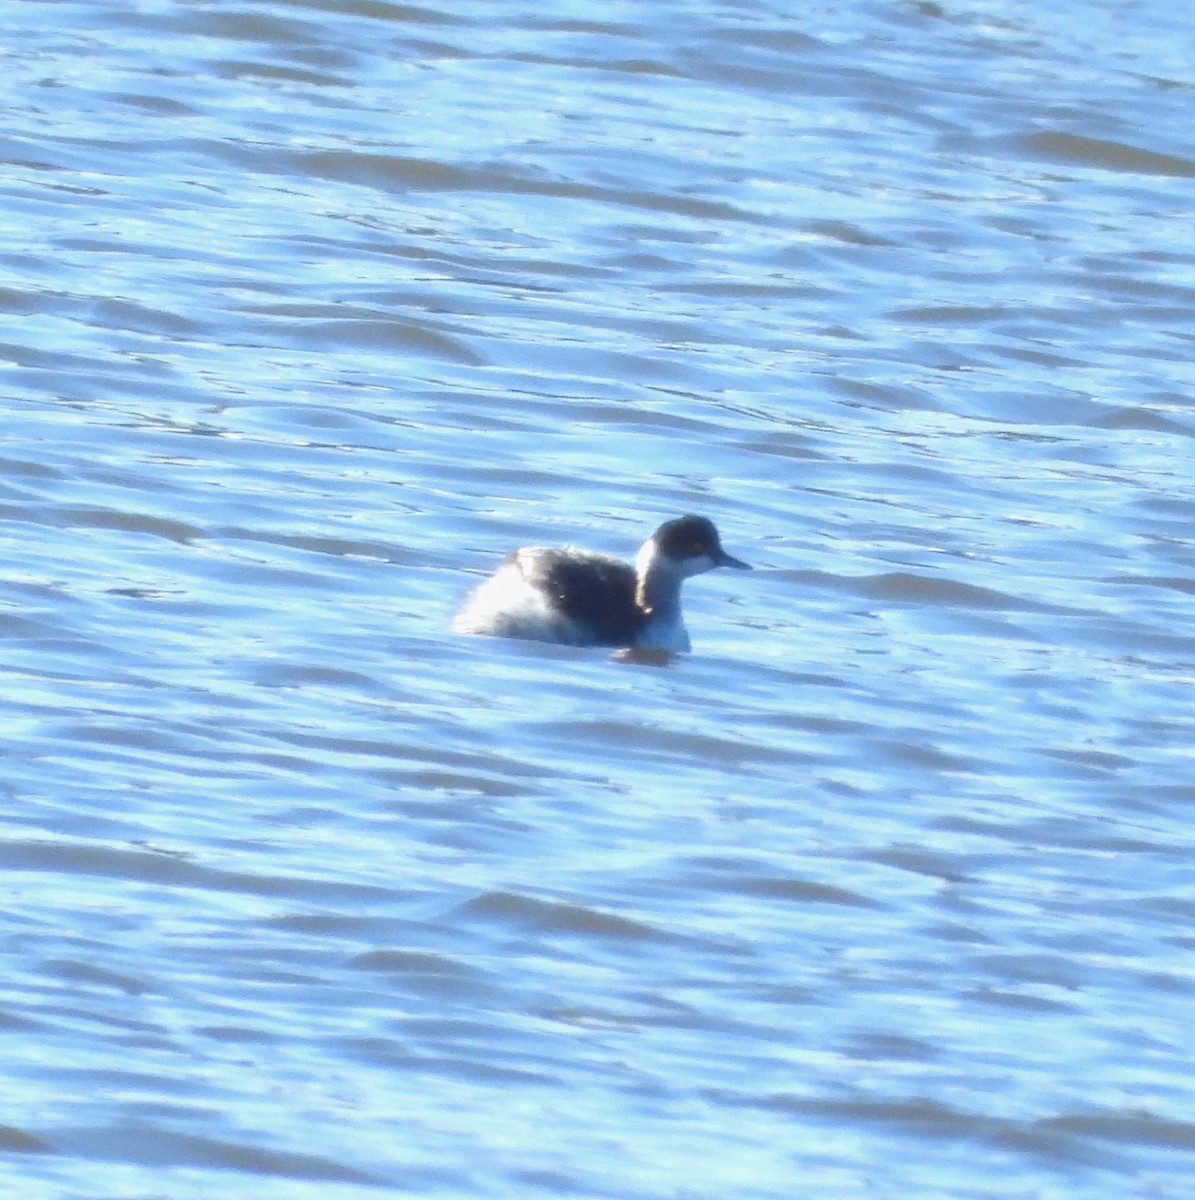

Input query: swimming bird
[452,514,750,652]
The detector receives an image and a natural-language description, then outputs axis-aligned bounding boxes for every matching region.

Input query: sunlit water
[3,1,1195,1196]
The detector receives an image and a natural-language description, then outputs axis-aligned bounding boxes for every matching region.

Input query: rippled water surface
[4,1,1195,1196]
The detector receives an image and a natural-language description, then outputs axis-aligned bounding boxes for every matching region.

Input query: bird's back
[514,547,643,646]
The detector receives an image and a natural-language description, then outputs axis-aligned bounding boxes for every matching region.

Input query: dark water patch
[277,149,758,221]
[974,952,1088,992]
[685,856,882,909]
[56,1126,386,1184]
[43,959,152,997]
[215,60,353,87]
[1044,1111,1195,1149]
[218,526,419,564]
[343,1035,552,1086]
[1104,573,1195,608]
[872,739,978,773]
[509,50,683,80]
[379,769,541,801]
[889,303,1012,325]
[458,891,671,943]
[269,729,556,784]
[33,505,202,543]
[198,1024,276,1044]
[536,719,793,769]
[839,1031,938,1062]
[806,219,900,247]
[0,1125,51,1154]
[251,664,390,693]
[0,839,397,903]
[1089,407,1194,435]
[920,920,994,946]
[349,949,501,1001]
[250,309,485,363]
[724,875,879,909]
[351,948,473,975]
[1022,131,1195,178]
[282,0,468,26]
[859,845,979,883]
[828,376,943,412]
[782,568,1054,612]
[966,987,1079,1014]
[711,1091,1121,1166]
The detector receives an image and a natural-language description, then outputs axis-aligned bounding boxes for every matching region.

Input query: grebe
[452,515,750,652]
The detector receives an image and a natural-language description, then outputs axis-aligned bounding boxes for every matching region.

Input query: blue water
[2,1,1195,1196]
